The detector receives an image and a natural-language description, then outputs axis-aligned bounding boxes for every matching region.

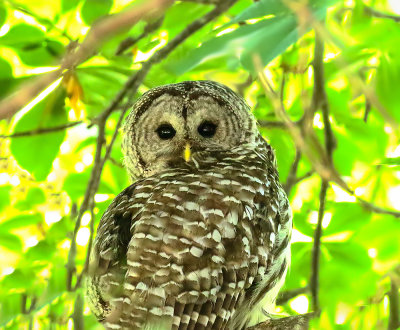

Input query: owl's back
[87,139,292,329]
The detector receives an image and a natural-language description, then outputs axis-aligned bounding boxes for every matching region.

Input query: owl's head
[122,80,259,179]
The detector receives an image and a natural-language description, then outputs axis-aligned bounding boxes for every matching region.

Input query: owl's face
[123,80,259,179]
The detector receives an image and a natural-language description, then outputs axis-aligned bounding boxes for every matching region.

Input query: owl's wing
[87,180,151,321]
[236,185,292,327]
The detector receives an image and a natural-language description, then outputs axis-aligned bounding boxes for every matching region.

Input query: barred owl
[87,80,292,329]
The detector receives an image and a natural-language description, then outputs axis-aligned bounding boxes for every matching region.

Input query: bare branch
[66,121,106,291]
[247,312,316,330]
[72,293,84,330]
[0,121,84,138]
[310,22,333,313]
[363,96,371,123]
[0,0,174,120]
[277,286,309,306]
[284,149,301,195]
[115,16,164,55]
[364,6,400,23]
[258,120,287,128]
[294,170,314,184]
[388,277,400,330]
[310,179,328,312]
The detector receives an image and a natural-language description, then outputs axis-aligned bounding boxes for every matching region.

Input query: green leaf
[76,66,131,116]
[10,86,68,181]
[0,185,11,212]
[0,269,35,293]
[0,232,23,252]
[15,187,47,210]
[376,53,400,123]
[0,56,12,79]
[62,0,81,12]
[15,39,65,67]
[80,0,113,25]
[293,210,314,238]
[380,157,400,166]
[225,0,340,27]
[169,1,336,74]
[0,24,45,48]
[355,216,400,263]
[24,240,55,262]
[0,294,20,326]
[264,129,295,182]
[17,187,46,210]
[63,172,90,201]
[0,213,43,231]
[320,242,378,308]
[323,202,371,236]
[0,4,7,29]
[63,171,115,201]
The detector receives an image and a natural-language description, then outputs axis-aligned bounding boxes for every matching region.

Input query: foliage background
[0,0,399,329]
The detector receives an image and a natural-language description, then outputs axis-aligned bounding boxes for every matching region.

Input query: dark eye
[156,124,176,140]
[198,121,217,138]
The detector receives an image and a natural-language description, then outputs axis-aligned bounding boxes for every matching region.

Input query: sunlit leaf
[61,0,81,12]
[376,53,400,123]
[0,185,11,212]
[0,24,45,48]
[10,86,68,181]
[80,0,113,25]
[323,202,371,236]
[0,4,7,29]
[380,157,400,166]
[0,213,43,231]
[0,233,23,252]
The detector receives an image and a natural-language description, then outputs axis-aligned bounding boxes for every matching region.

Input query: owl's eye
[156,124,176,140]
[198,121,217,138]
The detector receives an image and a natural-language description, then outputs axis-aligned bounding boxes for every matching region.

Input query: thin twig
[0,0,174,120]
[115,16,165,55]
[277,286,309,306]
[294,170,314,184]
[310,179,328,313]
[0,121,84,138]
[284,148,301,195]
[356,197,400,218]
[258,120,286,128]
[388,277,400,330]
[6,0,73,41]
[248,312,317,330]
[364,6,400,23]
[309,22,334,313]
[363,96,371,122]
[66,121,105,291]
[72,293,84,330]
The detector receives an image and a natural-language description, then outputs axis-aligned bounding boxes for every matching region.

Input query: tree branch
[258,120,287,128]
[0,121,84,138]
[0,0,174,120]
[277,286,309,306]
[115,16,165,55]
[388,277,400,330]
[247,313,316,330]
[364,6,400,23]
[310,180,328,312]
[310,22,334,314]
[284,148,301,195]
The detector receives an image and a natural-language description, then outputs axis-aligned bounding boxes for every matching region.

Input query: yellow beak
[183,143,191,162]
